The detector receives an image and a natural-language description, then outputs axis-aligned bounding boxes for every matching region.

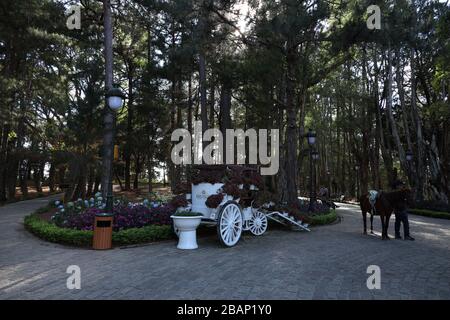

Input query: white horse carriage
[174,165,310,247]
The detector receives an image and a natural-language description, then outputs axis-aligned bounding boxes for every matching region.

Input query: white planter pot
[186,193,192,200]
[238,184,244,189]
[171,215,202,250]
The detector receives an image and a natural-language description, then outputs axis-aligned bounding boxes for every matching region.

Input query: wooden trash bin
[93,213,114,250]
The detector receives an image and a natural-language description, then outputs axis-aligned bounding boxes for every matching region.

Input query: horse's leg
[370,214,374,234]
[380,215,386,240]
[362,211,367,235]
[385,214,391,240]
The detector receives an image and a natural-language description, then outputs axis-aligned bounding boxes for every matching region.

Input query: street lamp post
[104,85,126,213]
[354,164,360,199]
[405,150,413,178]
[306,129,317,212]
[327,170,331,196]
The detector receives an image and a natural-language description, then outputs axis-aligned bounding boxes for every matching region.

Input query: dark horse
[359,189,413,240]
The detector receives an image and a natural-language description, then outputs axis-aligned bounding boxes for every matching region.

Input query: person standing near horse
[390,169,415,241]
[318,186,339,209]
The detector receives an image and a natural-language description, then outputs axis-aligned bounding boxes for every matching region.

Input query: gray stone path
[0,195,449,299]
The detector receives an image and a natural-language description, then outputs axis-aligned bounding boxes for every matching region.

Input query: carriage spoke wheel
[248,210,268,236]
[217,202,243,247]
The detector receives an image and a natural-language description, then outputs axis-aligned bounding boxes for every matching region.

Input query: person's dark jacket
[390,179,404,190]
[391,179,407,213]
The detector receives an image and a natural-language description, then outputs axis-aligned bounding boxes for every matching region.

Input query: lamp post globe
[312,150,319,161]
[406,150,413,162]
[106,85,125,112]
[306,129,316,146]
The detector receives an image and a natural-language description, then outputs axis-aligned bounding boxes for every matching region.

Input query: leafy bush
[310,210,338,225]
[409,208,450,220]
[24,211,173,247]
[25,214,93,246]
[412,200,450,213]
[279,200,331,215]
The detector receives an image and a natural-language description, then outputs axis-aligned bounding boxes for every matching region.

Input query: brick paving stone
[0,195,449,299]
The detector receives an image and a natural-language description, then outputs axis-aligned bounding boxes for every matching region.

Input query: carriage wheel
[243,220,251,231]
[248,210,268,236]
[217,202,243,247]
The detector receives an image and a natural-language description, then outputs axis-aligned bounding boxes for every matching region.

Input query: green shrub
[24,207,174,247]
[24,214,93,246]
[173,210,203,217]
[310,210,337,226]
[112,225,172,245]
[409,208,450,220]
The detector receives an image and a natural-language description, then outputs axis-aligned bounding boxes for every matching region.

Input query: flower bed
[24,193,179,247]
[24,212,172,247]
[50,193,174,231]
[52,204,174,231]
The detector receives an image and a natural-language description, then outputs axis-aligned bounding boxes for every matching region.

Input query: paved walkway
[0,195,449,299]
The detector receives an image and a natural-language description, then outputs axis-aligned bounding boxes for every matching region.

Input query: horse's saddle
[368,190,379,209]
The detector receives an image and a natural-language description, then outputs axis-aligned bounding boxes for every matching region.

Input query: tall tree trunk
[220,82,232,163]
[48,162,55,193]
[386,46,408,180]
[199,53,208,142]
[374,50,394,186]
[409,49,425,201]
[133,154,140,190]
[209,75,215,127]
[285,45,298,205]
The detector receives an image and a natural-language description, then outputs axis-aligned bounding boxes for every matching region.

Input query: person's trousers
[395,210,410,237]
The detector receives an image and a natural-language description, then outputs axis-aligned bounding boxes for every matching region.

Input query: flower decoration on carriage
[221,183,241,199]
[172,182,191,195]
[170,194,189,208]
[205,193,224,209]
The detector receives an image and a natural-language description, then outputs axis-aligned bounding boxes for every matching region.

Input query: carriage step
[266,211,311,232]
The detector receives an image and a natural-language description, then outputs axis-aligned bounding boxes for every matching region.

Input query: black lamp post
[310,150,319,211]
[327,170,331,196]
[354,164,360,198]
[405,150,413,162]
[405,149,413,185]
[306,129,317,212]
[104,84,125,214]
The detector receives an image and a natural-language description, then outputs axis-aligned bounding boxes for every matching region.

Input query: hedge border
[24,207,174,248]
[310,209,338,226]
[409,208,450,220]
